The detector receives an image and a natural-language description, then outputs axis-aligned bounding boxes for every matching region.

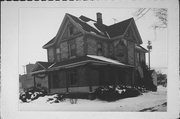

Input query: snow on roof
[77,17,104,35]
[87,55,131,67]
[135,45,148,52]
[86,21,101,33]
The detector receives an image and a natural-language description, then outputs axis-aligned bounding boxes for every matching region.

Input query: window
[56,48,61,62]
[97,43,103,56]
[48,48,54,62]
[136,52,140,63]
[69,40,76,57]
[69,70,78,85]
[52,72,60,88]
[69,26,74,35]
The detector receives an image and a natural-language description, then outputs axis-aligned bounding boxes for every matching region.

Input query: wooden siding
[87,37,97,55]
[60,41,69,61]
[47,47,55,62]
[86,36,109,57]
[75,36,84,57]
[113,39,128,63]
[127,41,135,65]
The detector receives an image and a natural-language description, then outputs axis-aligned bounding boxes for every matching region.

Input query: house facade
[31,13,147,94]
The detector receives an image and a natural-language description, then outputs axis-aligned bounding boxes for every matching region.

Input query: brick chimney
[96,12,102,24]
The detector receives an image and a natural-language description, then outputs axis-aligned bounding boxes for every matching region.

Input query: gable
[106,18,132,38]
[43,14,143,49]
[43,14,85,49]
[124,19,142,44]
[59,22,80,41]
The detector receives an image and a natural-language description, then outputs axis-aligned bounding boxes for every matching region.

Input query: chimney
[96,12,102,24]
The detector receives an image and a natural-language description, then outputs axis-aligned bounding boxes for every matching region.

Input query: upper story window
[136,52,140,63]
[69,40,76,58]
[48,48,55,62]
[56,48,61,62]
[97,43,103,56]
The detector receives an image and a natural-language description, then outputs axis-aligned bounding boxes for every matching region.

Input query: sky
[18,8,168,74]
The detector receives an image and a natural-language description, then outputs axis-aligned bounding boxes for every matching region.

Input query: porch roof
[31,55,134,74]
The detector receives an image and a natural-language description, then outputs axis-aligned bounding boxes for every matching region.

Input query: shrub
[47,94,66,103]
[94,85,142,102]
[156,71,167,87]
[19,87,48,102]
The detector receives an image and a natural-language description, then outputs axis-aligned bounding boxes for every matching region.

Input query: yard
[19,86,167,112]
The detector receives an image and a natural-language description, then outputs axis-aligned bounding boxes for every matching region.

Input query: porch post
[66,70,69,93]
[132,68,135,87]
[47,73,51,93]
[113,68,117,90]
[33,75,36,88]
[86,65,92,92]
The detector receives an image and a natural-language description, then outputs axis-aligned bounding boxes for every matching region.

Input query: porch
[31,55,134,94]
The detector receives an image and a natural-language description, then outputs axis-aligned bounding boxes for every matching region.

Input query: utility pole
[147,41,152,70]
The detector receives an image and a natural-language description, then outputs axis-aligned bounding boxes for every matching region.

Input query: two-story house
[31,13,147,94]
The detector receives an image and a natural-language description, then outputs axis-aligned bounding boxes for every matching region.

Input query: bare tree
[152,8,167,28]
[133,8,167,28]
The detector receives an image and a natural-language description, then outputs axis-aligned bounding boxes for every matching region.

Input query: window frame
[97,42,103,56]
[69,69,78,86]
[68,40,76,58]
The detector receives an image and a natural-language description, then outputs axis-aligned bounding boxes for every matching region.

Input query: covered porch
[31,55,134,94]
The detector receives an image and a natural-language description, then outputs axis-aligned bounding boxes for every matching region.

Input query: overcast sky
[18,8,167,74]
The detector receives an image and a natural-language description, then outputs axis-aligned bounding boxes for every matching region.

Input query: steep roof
[31,61,54,73]
[68,14,108,37]
[43,13,141,48]
[106,18,133,38]
[31,55,133,74]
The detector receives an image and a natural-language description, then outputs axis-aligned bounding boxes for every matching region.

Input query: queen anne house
[31,13,148,94]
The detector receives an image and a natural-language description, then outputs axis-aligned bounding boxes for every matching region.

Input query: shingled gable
[43,13,142,49]
[43,13,85,49]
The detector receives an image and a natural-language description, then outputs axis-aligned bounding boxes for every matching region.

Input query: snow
[19,86,167,111]
[87,55,130,66]
[86,21,102,33]
[77,17,103,34]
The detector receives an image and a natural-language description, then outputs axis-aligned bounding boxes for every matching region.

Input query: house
[31,13,148,94]
[19,63,48,92]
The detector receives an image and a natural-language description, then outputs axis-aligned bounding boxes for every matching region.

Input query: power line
[135,8,151,21]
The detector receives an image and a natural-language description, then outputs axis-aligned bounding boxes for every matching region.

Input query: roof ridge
[108,17,134,27]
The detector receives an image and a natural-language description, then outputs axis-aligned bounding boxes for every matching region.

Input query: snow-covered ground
[19,86,167,111]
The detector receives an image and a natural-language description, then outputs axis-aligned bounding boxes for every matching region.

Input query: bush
[95,86,120,101]
[157,71,167,87]
[94,85,142,102]
[19,87,48,102]
[47,94,66,103]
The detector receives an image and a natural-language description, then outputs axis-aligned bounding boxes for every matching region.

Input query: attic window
[69,26,74,35]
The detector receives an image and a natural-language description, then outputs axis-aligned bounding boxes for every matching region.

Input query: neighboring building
[19,63,48,92]
[31,13,148,94]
